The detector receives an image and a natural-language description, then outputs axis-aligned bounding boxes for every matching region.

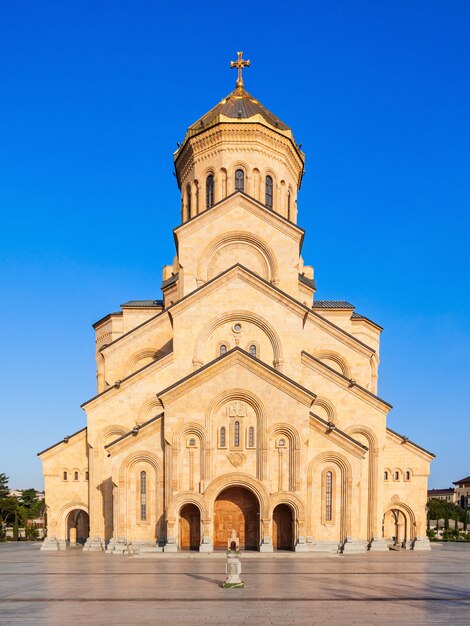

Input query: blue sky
[1,0,469,490]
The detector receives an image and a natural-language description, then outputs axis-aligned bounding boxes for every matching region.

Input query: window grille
[325,471,332,521]
[249,344,257,357]
[248,427,254,447]
[265,176,273,208]
[140,471,147,521]
[206,174,214,208]
[186,184,191,217]
[220,427,226,447]
[220,344,227,356]
[235,169,244,192]
[234,421,240,447]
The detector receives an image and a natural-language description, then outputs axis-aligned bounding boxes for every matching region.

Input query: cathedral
[39,53,433,554]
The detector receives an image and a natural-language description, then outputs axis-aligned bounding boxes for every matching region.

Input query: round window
[233,323,242,332]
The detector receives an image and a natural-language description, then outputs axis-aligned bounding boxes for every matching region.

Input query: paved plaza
[0,544,469,625]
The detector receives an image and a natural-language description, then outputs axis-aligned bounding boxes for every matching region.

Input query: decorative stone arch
[166,491,209,524]
[205,388,268,480]
[251,167,261,201]
[345,424,379,542]
[383,500,417,546]
[136,398,163,426]
[57,501,88,541]
[229,160,250,194]
[312,350,351,378]
[90,424,129,541]
[205,472,271,521]
[197,231,280,285]
[193,310,283,370]
[270,491,307,546]
[125,349,162,377]
[270,491,306,521]
[117,451,163,542]
[311,397,337,423]
[172,422,209,488]
[267,423,301,491]
[307,451,353,543]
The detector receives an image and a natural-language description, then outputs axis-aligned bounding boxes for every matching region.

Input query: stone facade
[38,58,434,553]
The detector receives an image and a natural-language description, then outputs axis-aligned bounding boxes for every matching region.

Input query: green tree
[0,474,10,499]
[444,510,449,531]
[464,512,468,533]
[427,498,466,523]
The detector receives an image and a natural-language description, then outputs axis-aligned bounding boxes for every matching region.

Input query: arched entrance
[214,486,259,550]
[66,510,89,545]
[383,508,408,547]
[272,504,294,550]
[179,504,201,551]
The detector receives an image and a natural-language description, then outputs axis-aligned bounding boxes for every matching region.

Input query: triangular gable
[157,346,316,407]
[173,191,305,250]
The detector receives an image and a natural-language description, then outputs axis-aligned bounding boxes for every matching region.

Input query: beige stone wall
[39,91,433,553]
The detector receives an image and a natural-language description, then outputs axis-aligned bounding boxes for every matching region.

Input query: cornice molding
[302,351,391,415]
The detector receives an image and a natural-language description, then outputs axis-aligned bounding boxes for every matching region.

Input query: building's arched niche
[96,425,129,542]
[173,424,207,494]
[66,509,89,544]
[214,486,260,550]
[179,503,201,550]
[311,397,337,424]
[136,398,163,426]
[118,452,162,544]
[211,399,259,480]
[125,340,173,378]
[313,351,350,378]
[197,232,279,285]
[307,453,352,544]
[272,503,294,550]
[194,311,282,370]
[383,508,408,547]
[268,425,300,492]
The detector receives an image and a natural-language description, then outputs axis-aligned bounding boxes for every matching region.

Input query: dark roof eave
[92,312,123,329]
[302,351,391,408]
[37,427,87,457]
[310,413,369,451]
[386,427,436,458]
[157,346,316,402]
[105,414,164,450]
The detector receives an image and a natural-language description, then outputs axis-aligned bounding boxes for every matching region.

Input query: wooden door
[273,504,293,550]
[179,504,200,551]
[214,487,259,550]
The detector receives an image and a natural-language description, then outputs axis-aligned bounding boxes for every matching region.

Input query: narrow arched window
[220,427,226,447]
[234,421,240,447]
[325,471,333,521]
[265,175,273,209]
[74,471,79,481]
[235,169,244,192]
[220,344,228,356]
[249,344,257,357]
[85,471,89,481]
[248,426,254,448]
[394,471,399,481]
[140,471,147,521]
[63,471,68,481]
[405,471,411,481]
[186,184,191,218]
[287,191,291,219]
[384,471,388,480]
[206,174,214,208]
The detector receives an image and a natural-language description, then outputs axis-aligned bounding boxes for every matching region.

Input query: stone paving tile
[0,543,469,625]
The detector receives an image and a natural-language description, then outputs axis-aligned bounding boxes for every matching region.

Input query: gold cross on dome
[230,51,250,90]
